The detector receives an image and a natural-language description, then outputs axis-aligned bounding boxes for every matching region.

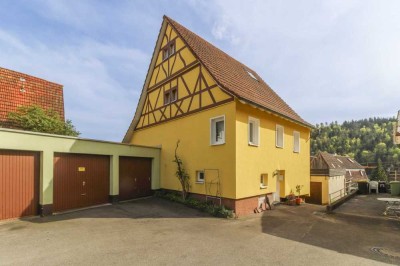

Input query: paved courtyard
[0,196,399,265]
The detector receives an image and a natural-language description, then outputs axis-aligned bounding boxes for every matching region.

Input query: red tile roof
[165,16,312,128]
[346,170,368,182]
[0,67,65,128]
[319,152,365,170]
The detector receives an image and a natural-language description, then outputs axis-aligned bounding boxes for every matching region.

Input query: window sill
[195,181,204,184]
[211,142,225,146]
[260,184,268,189]
[275,145,284,149]
[248,142,259,147]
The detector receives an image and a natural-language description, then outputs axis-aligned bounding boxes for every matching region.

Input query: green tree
[311,117,399,168]
[370,159,388,181]
[7,105,80,137]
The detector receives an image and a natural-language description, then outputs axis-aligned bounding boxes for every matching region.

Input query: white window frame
[210,115,225,145]
[276,124,284,148]
[260,173,268,189]
[248,116,260,146]
[196,170,205,183]
[293,131,300,153]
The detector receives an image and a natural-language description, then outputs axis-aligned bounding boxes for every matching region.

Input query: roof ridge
[164,16,312,128]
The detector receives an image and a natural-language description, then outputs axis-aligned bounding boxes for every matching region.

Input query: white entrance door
[274,175,283,202]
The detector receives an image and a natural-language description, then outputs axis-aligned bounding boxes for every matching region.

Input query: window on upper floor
[211,115,225,145]
[293,131,300,153]
[162,41,176,61]
[276,124,284,148]
[248,117,259,146]
[164,87,177,105]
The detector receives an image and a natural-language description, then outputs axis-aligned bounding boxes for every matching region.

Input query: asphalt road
[0,196,398,265]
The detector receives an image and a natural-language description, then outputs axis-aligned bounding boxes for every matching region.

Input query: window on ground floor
[196,170,205,183]
[260,173,268,189]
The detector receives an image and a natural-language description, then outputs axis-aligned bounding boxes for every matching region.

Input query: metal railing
[328,183,358,205]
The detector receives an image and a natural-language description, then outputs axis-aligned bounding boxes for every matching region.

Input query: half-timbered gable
[133,21,233,131]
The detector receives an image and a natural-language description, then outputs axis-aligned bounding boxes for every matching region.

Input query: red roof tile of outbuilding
[0,67,65,128]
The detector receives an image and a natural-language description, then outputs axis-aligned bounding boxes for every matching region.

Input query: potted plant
[286,190,296,206]
[295,185,303,205]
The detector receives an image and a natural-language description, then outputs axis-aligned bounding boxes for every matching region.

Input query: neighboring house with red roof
[123,16,312,216]
[0,67,65,129]
[309,152,367,204]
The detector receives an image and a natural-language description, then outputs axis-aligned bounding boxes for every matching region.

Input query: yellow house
[123,16,313,216]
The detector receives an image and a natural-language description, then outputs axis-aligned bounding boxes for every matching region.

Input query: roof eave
[236,96,314,129]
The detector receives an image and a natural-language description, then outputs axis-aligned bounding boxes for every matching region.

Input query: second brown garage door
[53,153,110,212]
[119,157,152,201]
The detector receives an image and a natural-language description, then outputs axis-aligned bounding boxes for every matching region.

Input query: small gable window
[276,125,284,148]
[164,87,177,105]
[170,88,177,102]
[248,117,260,146]
[211,115,225,145]
[293,131,300,153]
[162,41,176,61]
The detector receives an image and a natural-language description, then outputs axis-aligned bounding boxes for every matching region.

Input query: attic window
[331,163,336,168]
[162,41,176,61]
[347,158,354,163]
[245,69,258,81]
[164,87,177,105]
[337,159,343,163]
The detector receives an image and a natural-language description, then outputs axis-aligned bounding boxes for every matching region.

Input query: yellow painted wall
[310,175,329,204]
[235,101,311,199]
[131,102,237,199]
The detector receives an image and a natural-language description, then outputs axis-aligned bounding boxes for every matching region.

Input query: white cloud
[0,29,149,141]
[191,0,400,124]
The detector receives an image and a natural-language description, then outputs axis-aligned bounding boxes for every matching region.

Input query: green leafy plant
[295,185,303,198]
[173,140,190,200]
[7,105,79,136]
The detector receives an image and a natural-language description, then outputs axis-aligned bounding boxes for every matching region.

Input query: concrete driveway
[0,196,398,265]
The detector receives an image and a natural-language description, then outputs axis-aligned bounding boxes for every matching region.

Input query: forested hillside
[311,117,400,166]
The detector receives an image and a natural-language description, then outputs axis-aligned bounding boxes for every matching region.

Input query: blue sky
[1,0,399,141]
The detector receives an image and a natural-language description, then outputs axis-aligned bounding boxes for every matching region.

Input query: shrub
[155,191,234,218]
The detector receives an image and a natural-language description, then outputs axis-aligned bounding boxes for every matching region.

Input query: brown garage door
[119,157,152,201]
[0,150,39,220]
[307,182,322,205]
[54,153,110,212]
